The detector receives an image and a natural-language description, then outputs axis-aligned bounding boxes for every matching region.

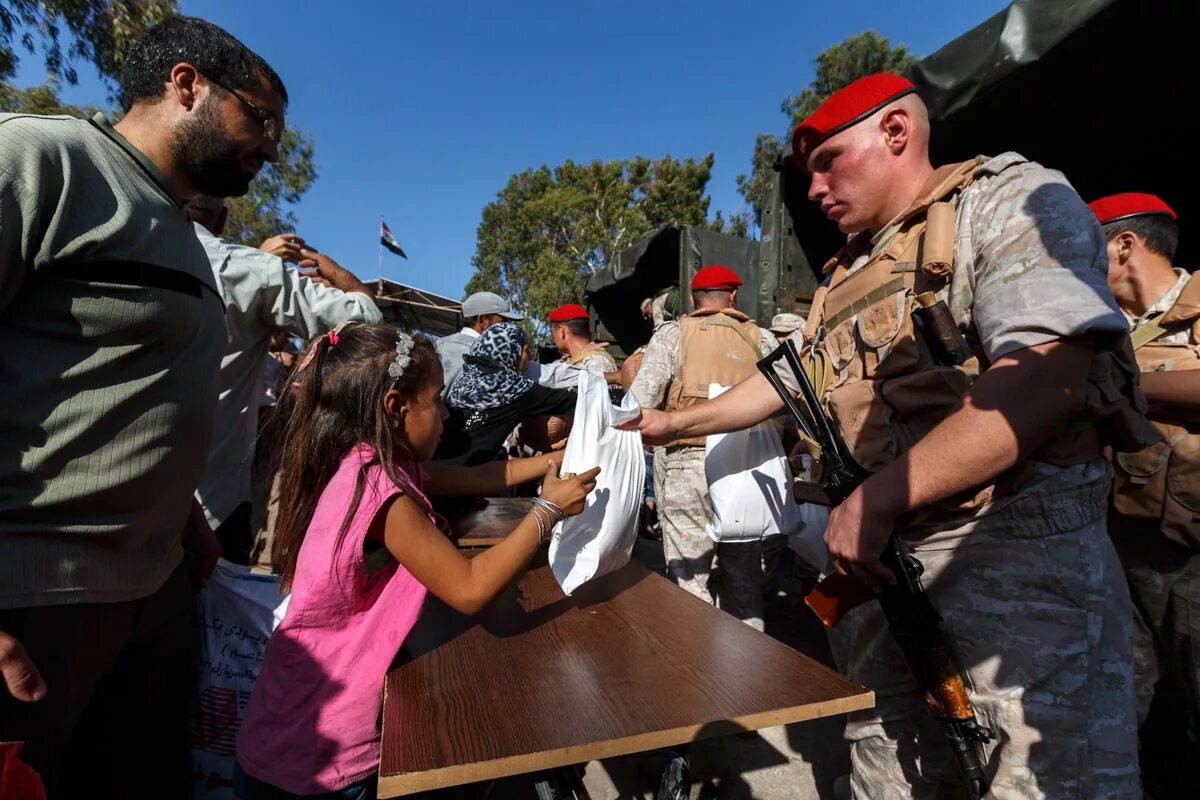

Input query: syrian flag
[380,219,407,259]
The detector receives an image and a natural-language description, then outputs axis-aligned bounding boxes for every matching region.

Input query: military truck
[585,0,1188,358]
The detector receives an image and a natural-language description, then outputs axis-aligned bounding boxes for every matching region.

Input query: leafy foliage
[736,30,918,229]
[468,155,730,331]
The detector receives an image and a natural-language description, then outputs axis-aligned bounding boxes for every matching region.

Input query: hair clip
[296,321,356,375]
[388,331,415,380]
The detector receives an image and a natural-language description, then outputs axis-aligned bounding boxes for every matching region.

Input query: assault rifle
[757,339,994,799]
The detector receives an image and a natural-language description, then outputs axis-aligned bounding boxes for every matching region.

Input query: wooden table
[378,526,873,796]
[439,496,533,548]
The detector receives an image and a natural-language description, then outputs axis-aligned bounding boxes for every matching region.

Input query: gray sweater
[0,113,226,608]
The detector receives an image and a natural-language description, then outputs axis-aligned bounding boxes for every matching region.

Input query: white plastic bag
[192,559,287,800]
[704,383,802,543]
[549,371,645,594]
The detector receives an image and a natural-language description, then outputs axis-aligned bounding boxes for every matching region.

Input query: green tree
[737,30,917,228]
[468,155,725,332]
[0,0,176,93]
[0,1,318,247]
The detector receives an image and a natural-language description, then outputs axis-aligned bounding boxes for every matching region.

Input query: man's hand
[297,250,373,297]
[0,631,46,702]
[823,484,900,593]
[259,233,308,264]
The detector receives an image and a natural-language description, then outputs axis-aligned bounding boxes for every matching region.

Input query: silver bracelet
[528,504,552,545]
[531,496,567,524]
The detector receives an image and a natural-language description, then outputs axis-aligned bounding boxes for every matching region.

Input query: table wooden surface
[378,555,873,797]
[438,496,533,547]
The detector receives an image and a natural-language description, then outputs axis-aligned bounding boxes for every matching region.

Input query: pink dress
[237,446,430,794]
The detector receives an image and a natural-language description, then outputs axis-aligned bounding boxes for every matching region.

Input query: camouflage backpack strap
[1132,277,1200,349]
[711,312,764,355]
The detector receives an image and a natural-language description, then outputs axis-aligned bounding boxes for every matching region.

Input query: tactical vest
[1111,274,1200,550]
[665,309,763,447]
[568,342,615,370]
[804,158,1155,515]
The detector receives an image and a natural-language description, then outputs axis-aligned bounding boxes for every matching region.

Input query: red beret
[791,73,918,171]
[548,303,589,323]
[691,265,743,292]
[1088,193,1177,225]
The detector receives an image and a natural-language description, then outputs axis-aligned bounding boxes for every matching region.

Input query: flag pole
[377,217,383,296]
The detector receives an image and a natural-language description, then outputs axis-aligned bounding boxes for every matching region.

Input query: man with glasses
[0,15,288,798]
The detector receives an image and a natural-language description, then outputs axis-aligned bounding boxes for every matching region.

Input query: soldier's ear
[880,107,910,154]
[1115,231,1138,264]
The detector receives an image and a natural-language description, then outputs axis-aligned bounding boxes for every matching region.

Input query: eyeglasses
[197,69,281,144]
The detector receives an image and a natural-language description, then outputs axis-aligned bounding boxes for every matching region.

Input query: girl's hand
[540,461,600,517]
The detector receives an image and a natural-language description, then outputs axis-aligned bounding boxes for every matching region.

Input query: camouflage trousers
[1109,520,1200,795]
[658,445,769,630]
[828,465,1139,799]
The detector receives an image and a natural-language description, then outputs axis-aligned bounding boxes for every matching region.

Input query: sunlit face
[806,121,893,234]
[402,364,449,462]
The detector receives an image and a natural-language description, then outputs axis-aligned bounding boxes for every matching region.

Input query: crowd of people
[0,13,1195,800]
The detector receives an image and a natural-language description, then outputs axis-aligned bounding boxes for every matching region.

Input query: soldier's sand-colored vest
[803,157,1154,515]
[665,308,763,447]
[1112,274,1200,550]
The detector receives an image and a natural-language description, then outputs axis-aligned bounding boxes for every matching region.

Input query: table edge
[376,689,874,797]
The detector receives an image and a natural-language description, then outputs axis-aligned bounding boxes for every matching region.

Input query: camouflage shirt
[572,347,618,374]
[1128,268,1195,346]
[631,317,777,409]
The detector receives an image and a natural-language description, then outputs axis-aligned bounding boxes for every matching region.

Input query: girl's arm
[424,450,566,497]
[384,462,599,615]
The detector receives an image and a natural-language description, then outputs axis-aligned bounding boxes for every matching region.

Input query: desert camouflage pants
[828,466,1139,799]
[658,445,769,630]
[1109,520,1200,796]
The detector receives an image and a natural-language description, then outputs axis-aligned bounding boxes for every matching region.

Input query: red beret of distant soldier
[691,265,743,292]
[1088,193,1178,225]
[791,73,918,172]
[548,303,589,323]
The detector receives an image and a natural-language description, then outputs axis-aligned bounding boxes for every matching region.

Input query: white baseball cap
[461,291,524,321]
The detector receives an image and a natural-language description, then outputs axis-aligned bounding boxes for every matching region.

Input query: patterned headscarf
[447,322,535,410]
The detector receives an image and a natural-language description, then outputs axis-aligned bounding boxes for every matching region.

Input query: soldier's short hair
[691,288,733,306]
[554,318,591,338]
[1102,215,1179,261]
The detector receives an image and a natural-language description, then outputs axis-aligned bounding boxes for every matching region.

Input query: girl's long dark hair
[272,323,439,591]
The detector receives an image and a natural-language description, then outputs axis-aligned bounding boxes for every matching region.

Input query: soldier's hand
[824,486,897,593]
[619,408,676,446]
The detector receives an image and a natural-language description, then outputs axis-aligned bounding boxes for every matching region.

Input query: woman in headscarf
[434,322,576,466]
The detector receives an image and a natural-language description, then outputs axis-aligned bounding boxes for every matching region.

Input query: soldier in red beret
[1090,193,1200,796]
[627,265,781,630]
[547,303,617,375]
[628,74,1148,795]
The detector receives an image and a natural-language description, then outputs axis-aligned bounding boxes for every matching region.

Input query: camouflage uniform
[1108,269,1200,792]
[571,346,617,374]
[782,154,1139,797]
[631,319,779,630]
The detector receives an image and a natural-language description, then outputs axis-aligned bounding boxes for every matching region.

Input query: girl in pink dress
[234,322,598,799]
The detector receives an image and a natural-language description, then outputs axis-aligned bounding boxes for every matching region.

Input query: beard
[171,97,257,198]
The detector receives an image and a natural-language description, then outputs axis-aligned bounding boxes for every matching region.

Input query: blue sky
[18,0,1009,301]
